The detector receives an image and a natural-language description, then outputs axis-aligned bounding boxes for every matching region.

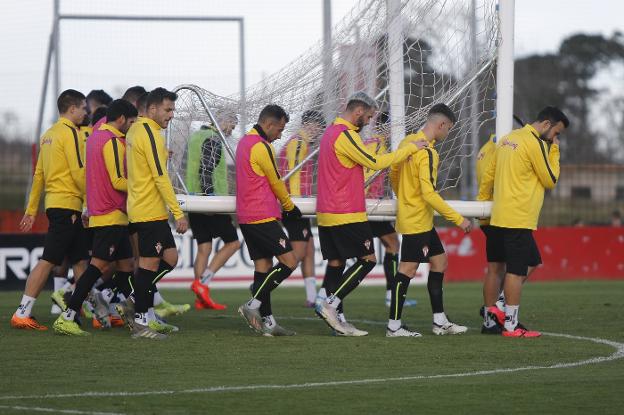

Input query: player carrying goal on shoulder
[387,103,472,337]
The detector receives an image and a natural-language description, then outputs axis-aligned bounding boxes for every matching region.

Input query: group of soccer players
[11,84,568,339]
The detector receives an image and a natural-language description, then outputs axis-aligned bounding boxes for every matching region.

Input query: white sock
[16,295,36,318]
[386,289,392,302]
[262,314,276,328]
[304,277,317,303]
[433,312,449,326]
[388,319,401,331]
[94,278,104,288]
[63,308,77,320]
[101,288,115,304]
[134,312,147,325]
[53,277,66,292]
[496,291,505,311]
[62,280,73,292]
[337,313,347,323]
[327,295,341,309]
[247,298,261,309]
[200,269,215,285]
[147,307,156,323]
[153,291,164,306]
[317,288,327,299]
[504,304,519,332]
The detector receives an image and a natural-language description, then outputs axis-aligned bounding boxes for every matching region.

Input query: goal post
[167,0,510,219]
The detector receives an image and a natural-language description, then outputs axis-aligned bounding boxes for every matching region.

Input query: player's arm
[250,142,295,211]
[65,129,86,196]
[102,138,127,192]
[417,151,465,226]
[528,138,560,189]
[24,148,44,217]
[389,163,400,195]
[335,131,421,170]
[476,151,496,201]
[143,134,185,220]
[199,139,217,194]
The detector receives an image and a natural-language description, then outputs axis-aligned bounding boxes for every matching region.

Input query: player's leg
[301,236,317,307]
[425,229,467,335]
[480,226,507,332]
[502,229,542,337]
[239,221,296,335]
[12,208,81,330]
[320,222,376,336]
[386,258,421,337]
[50,260,71,314]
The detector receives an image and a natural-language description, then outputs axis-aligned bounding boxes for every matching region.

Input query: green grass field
[1,281,623,414]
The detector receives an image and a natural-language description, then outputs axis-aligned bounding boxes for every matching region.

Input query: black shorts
[133,220,176,258]
[188,213,238,244]
[400,228,445,263]
[240,221,292,260]
[486,226,542,276]
[481,225,498,263]
[41,208,90,266]
[318,221,375,260]
[90,225,133,262]
[128,222,138,236]
[369,221,396,238]
[282,218,312,242]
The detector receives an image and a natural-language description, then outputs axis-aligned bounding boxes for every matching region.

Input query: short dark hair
[346,91,378,112]
[136,92,148,114]
[428,103,457,124]
[86,89,113,107]
[106,99,138,122]
[122,86,147,104]
[146,87,177,109]
[535,106,570,128]
[57,89,86,113]
[301,110,325,128]
[258,104,289,123]
[91,107,108,125]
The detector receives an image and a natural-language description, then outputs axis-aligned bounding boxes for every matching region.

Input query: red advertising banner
[440,226,624,281]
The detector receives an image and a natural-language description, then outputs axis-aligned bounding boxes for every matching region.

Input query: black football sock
[134,268,155,314]
[67,264,102,312]
[112,271,133,297]
[323,264,345,297]
[383,252,398,290]
[389,272,412,320]
[332,259,376,301]
[252,263,294,300]
[427,271,445,314]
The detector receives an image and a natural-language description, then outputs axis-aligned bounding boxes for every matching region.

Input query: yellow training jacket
[477,124,560,230]
[25,117,86,215]
[126,117,184,223]
[475,134,496,226]
[390,131,464,234]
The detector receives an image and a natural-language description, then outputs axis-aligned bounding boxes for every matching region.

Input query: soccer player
[315,91,426,336]
[122,86,148,109]
[478,106,569,337]
[363,112,417,308]
[86,89,113,116]
[53,99,138,336]
[476,133,507,334]
[12,89,90,330]
[387,103,472,337]
[125,87,188,339]
[236,104,301,336]
[187,112,241,310]
[278,109,325,307]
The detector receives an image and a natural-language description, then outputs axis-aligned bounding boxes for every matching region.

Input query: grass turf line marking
[0,326,622,402]
[0,404,125,415]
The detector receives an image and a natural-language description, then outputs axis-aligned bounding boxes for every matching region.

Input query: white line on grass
[0,404,125,415]
[0,325,622,402]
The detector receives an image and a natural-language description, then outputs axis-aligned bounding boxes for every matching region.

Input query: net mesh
[168,0,499,203]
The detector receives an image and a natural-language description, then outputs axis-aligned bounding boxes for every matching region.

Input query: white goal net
[167,0,499,217]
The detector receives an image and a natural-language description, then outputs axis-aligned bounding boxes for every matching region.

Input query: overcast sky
[1,0,622,140]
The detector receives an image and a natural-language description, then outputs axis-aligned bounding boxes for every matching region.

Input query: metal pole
[239,20,247,133]
[36,25,56,139]
[322,0,333,124]
[495,0,515,141]
[53,0,60,104]
[387,0,405,151]
[468,0,480,198]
